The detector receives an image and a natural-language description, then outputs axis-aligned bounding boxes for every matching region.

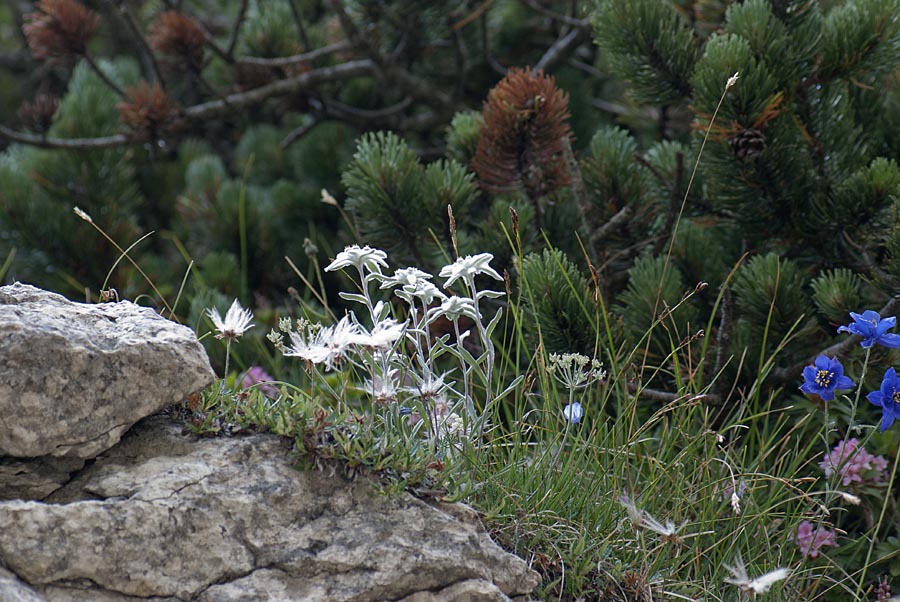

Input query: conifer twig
[225,0,249,59]
[520,0,588,28]
[0,124,129,149]
[238,41,352,67]
[108,0,166,87]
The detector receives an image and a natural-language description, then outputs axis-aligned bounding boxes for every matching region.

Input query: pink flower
[240,366,277,398]
[819,438,887,488]
[794,521,837,559]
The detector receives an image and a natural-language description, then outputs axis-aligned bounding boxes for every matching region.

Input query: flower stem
[855,440,900,597]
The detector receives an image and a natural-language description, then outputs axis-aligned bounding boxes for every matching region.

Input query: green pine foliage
[616,253,698,355]
[591,0,701,105]
[731,253,813,357]
[520,247,597,355]
[811,268,863,325]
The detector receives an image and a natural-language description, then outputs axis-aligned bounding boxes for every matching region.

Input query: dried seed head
[472,67,573,198]
[117,81,181,141]
[24,0,100,60]
[17,94,59,133]
[148,11,207,72]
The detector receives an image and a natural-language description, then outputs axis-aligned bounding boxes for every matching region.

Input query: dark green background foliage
[3,0,900,405]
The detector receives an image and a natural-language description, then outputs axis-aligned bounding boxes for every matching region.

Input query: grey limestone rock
[0,416,539,602]
[0,282,215,460]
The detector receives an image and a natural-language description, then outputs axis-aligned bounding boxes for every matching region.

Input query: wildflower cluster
[800,310,900,431]
[270,245,510,451]
[819,438,887,489]
[547,352,606,425]
[794,520,838,559]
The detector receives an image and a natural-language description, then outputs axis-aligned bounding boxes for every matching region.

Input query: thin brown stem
[225,0,249,59]
[82,53,125,97]
[238,41,352,68]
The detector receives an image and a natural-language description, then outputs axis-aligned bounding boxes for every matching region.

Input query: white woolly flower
[433,295,478,322]
[325,245,389,275]
[353,318,406,350]
[439,253,503,289]
[284,315,361,371]
[364,368,400,405]
[206,299,254,341]
[725,556,791,594]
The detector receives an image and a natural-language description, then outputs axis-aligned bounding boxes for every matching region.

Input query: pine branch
[520,0,588,28]
[82,53,125,97]
[0,124,129,149]
[185,59,374,119]
[286,0,311,51]
[107,0,166,87]
[533,26,589,73]
[238,41,352,68]
[225,0,249,59]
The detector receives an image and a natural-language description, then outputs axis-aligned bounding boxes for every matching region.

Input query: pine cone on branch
[118,82,182,142]
[728,127,767,161]
[148,11,207,73]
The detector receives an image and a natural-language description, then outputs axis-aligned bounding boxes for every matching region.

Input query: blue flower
[837,310,900,349]
[799,355,855,401]
[866,367,900,431]
[563,401,584,424]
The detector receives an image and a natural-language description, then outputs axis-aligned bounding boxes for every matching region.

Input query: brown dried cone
[472,67,573,200]
[23,0,100,60]
[729,127,767,161]
[148,11,207,73]
[118,82,182,141]
[17,94,60,134]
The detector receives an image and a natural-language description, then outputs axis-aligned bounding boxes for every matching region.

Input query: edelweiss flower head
[353,318,406,350]
[325,245,389,275]
[283,315,360,371]
[439,253,502,289]
[837,310,900,349]
[206,299,254,341]
[434,295,478,322]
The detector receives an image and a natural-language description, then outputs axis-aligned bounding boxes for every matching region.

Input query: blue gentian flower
[799,355,855,401]
[866,367,900,431]
[837,310,900,349]
[563,401,584,424]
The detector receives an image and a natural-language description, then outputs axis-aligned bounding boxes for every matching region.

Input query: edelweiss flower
[439,253,503,289]
[353,318,405,350]
[433,295,478,322]
[325,245,389,275]
[284,315,361,371]
[206,299,254,341]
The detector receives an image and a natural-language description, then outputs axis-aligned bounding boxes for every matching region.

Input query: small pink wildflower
[794,520,837,559]
[240,366,278,398]
[819,438,887,488]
